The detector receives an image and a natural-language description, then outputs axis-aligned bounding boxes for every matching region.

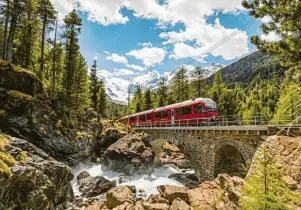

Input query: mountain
[98,63,225,104]
[207,51,287,85]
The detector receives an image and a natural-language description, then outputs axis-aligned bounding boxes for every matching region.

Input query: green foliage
[171,66,190,103]
[19,151,27,162]
[143,88,153,111]
[0,134,9,151]
[272,68,301,124]
[240,148,300,210]
[242,0,301,68]
[98,80,107,117]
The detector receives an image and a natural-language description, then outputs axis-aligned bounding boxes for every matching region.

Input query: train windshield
[205,102,217,112]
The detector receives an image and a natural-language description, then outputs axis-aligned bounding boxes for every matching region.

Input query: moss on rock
[7,90,33,101]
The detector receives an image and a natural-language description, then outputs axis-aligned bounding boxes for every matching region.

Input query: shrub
[20,151,27,163]
[0,134,9,151]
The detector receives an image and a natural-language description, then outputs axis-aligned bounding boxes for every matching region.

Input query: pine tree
[242,0,301,68]
[63,10,81,107]
[144,88,153,111]
[158,77,168,106]
[192,66,206,98]
[240,148,300,210]
[1,0,10,60]
[90,59,99,111]
[38,0,55,78]
[98,80,107,117]
[6,0,25,61]
[172,66,190,102]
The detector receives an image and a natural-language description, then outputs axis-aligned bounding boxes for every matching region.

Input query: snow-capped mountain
[98,63,224,104]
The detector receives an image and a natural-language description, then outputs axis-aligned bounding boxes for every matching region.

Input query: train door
[136,116,139,127]
[171,109,175,125]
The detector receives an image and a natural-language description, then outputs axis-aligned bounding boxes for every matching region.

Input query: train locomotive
[120,98,219,127]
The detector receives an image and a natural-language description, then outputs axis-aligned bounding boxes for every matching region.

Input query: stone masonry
[137,128,268,181]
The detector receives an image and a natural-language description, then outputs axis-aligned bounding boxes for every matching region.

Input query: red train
[120,98,218,127]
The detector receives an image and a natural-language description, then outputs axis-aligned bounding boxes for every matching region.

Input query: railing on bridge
[133,114,301,128]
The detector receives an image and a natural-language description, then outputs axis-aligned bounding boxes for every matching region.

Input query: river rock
[158,142,191,169]
[147,194,169,204]
[168,173,199,188]
[0,136,73,210]
[106,186,135,209]
[96,128,127,155]
[170,198,191,210]
[142,201,170,210]
[248,136,301,191]
[102,133,154,175]
[157,185,189,204]
[77,172,116,198]
[187,174,243,210]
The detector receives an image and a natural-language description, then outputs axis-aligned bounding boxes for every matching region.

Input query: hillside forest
[0,0,301,125]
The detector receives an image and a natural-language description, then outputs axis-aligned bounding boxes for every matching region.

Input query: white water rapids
[71,163,195,199]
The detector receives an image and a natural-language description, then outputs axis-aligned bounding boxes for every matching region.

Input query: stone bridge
[136,125,301,181]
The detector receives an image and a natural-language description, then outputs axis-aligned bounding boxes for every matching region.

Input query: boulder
[0,61,46,99]
[102,133,154,175]
[134,200,145,210]
[168,173,199,188]
[187,174,244,210]
[0,136,73,210]
[170,198,191,210]
[142,201,169,210]
[158,142,190,169]
[157,185,189,204]
[96,128,127,155]
[77,172,116,198]
[147,194,169,204]
[106,186,135,209]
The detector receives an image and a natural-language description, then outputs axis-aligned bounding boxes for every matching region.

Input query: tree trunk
[2,0,10,60]
[40,14,47,78]
[6,0,19,61]
[25,11,32,68]
[51,16,58,98]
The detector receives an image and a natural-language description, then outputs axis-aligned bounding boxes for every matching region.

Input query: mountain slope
[207,51,287,85]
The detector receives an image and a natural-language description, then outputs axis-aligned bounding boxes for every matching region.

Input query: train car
[120,97,218,127]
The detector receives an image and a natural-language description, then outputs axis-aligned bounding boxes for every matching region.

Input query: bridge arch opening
[214,144,247,178]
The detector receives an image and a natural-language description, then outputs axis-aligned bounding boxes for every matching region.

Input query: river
[71,162,195,199]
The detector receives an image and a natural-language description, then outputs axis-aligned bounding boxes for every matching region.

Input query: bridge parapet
[135,125,301,181]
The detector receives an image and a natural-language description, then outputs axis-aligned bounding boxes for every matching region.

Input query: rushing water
[71,163,195,199]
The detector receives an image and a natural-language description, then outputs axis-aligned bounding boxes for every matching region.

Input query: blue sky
[51,0,270,78]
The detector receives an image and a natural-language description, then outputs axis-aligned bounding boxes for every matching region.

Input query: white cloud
[126,64,145,71]
[169,43,207,62]
[78,0,129,25]
[114,68,135,76]
[127,47,166,67]
[165,18,249,61]
[106,53,128,64]
[50,0,75,20]
[261,31,281,42]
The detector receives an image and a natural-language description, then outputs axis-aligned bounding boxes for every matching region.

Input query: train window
[182,106,191,115]
[161,111,168,117]
[176,106,191,115]
[195,104,207,113]
[139,115,146,121]
[206,103,217,112]
[146,114,151,120]
[155,111,168,118]
[130,117,135,121]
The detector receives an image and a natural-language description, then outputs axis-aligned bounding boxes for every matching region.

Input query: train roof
[153,98,216,112]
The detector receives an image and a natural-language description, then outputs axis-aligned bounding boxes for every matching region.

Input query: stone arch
[214,142,247,178]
